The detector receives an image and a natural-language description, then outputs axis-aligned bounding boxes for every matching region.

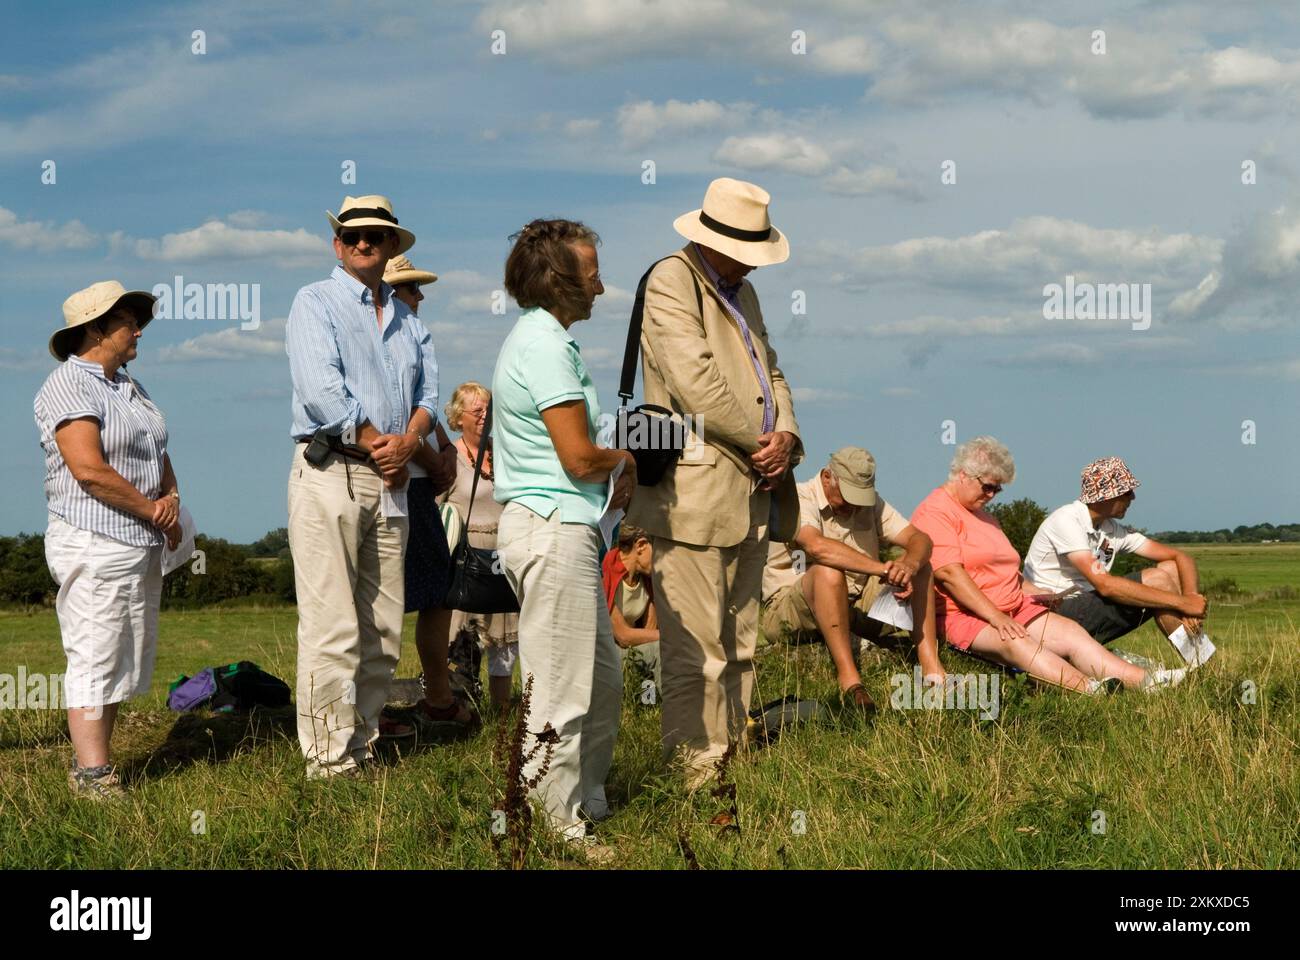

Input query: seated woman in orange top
[910,437,1182,694]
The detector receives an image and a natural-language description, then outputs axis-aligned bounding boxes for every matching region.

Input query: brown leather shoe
[841,683,877,715]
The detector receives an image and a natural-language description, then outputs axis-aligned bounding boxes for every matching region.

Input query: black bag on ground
[442,399,521,615]
[618,256,702,486]
[210,661,291,711]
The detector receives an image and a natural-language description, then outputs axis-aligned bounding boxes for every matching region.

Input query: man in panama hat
[625,177,804,787]
[286,194,441,778]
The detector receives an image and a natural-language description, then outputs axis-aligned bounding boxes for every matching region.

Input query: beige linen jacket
[625,244,803,548]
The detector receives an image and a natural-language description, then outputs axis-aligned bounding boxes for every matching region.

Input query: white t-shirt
[1023,500,1148,594]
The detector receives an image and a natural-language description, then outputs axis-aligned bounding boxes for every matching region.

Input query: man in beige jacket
[626,178,802,786]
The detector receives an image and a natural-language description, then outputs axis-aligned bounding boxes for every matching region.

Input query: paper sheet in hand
[1167,624,1216,667]
[381,484,408,520]
[598,459,626,551]
[867,588,913,631]
[162,506,197,576]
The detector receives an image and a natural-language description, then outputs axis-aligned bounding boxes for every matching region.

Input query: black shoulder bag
[441,399,521,614]
[618,255,703,486]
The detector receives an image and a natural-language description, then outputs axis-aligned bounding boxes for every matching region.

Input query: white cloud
[812,216,1221,296]
[791,386,862,404]
[123,219,326,266]
[0,206,98,251]
[1169,200,1300,323]
[565,117,602,136]
[714,134,833,177]
[809,34,880,75]
[711,131,922,200]
[155,317,286,363]
[617,99,749,147]
[991,342,1104,367]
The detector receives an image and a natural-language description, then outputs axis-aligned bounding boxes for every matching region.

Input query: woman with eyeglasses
[433,381,520,713]
[36,281,183,799]
[909,437,1164,693]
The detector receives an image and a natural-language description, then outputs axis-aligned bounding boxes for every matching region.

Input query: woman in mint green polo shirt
[492,219,636,846]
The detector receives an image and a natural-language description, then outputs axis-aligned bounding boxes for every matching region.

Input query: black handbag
[441,399,521,614]
[618,255,702,486]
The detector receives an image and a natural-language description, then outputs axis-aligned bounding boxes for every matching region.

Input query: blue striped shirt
[286,265,438,440]
[34,356,169,547]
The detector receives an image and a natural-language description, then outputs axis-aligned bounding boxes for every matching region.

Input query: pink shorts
[938,596,1049,651]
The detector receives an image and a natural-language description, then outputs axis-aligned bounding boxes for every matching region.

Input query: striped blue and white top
[34,355,169,547]
[286,265,439,440]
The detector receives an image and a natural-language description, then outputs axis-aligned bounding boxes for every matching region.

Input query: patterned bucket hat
[1079,456,1141,504]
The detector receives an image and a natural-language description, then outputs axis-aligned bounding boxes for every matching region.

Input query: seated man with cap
[1023,456,1209,655]
[762,447,944,710]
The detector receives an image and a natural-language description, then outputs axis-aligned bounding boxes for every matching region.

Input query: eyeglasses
[967,472,1002,496]
[339,229,392,247]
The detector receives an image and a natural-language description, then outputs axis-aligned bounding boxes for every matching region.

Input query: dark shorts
[404,477,452,613]
[1056,570,1154,644]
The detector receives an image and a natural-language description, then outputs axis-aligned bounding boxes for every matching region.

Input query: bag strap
[618,254,702,408]
[461,398,492,533]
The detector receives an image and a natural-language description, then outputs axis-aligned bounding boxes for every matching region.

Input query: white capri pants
[44,515,163,709]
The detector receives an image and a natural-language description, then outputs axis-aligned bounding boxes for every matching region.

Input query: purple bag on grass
[167,669,218,712]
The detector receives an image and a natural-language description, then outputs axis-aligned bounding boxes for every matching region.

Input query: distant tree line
[1147,522,1300,544]
[2,513,1294,609]
[0,528,296,609]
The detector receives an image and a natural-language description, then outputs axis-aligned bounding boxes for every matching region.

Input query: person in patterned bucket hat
[1023,456,1210,666]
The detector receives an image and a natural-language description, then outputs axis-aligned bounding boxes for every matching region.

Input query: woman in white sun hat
[35,281,184,800]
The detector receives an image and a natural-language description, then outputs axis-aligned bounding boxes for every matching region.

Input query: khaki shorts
[760,573,889,645]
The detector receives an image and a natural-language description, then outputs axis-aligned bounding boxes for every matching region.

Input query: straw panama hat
[326,195,416,255]
[674,177,789,267]
[51,281,157,362]
[383,254,438,287]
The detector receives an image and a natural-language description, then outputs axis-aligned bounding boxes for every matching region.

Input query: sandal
[413,695,478,731]
[377,715,416,739]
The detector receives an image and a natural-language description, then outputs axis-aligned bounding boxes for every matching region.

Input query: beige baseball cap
[828,446,877,507]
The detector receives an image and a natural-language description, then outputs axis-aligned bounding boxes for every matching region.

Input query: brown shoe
[841,683,877,715]
[68,763,127,801]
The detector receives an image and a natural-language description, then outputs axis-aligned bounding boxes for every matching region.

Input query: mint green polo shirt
[491,307,606,527]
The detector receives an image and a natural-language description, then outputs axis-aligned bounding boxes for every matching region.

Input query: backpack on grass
[168,661,290,713]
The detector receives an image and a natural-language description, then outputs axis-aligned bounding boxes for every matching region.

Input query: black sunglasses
[339,229,393,247]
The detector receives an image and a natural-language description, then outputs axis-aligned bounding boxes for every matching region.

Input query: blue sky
[2,0,1297,541]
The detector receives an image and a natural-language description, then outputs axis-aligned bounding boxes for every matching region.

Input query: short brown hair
[617,522,649,551]
[504,218,600,318]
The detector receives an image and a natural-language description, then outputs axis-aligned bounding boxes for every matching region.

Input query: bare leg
[906,565,944,679]
[802,565,861,691]
[1141,565,1185,637]
[489,675,512,710]
[1029,612,1146,687]
[414,606,457,707]
[67,702,120,768]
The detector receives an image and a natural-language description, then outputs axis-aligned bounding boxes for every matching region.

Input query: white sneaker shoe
[1141,667,1188,692]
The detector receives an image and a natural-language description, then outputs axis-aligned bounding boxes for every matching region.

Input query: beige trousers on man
[497,502,622,840]
[653,520,768,787]
[287,446,408,778]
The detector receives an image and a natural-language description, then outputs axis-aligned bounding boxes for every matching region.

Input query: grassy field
[1,544,1296,869]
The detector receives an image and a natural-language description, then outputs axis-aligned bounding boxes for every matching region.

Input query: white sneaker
[1141,667,1188,692]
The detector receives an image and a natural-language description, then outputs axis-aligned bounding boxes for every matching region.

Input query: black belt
[295,436,372,463]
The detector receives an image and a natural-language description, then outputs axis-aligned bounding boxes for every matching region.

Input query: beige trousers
[287,446,408,777]
[496,503,622,839]
[653,521,769,786]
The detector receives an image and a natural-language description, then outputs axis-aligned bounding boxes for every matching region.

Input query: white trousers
[497,502,622,838]
[44,515,162,708]
[288,447,408,777]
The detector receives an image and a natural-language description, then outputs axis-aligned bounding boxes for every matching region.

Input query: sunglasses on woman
[966,472,1003,496]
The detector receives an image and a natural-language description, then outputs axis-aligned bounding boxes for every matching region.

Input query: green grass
[1,548,1297,869]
